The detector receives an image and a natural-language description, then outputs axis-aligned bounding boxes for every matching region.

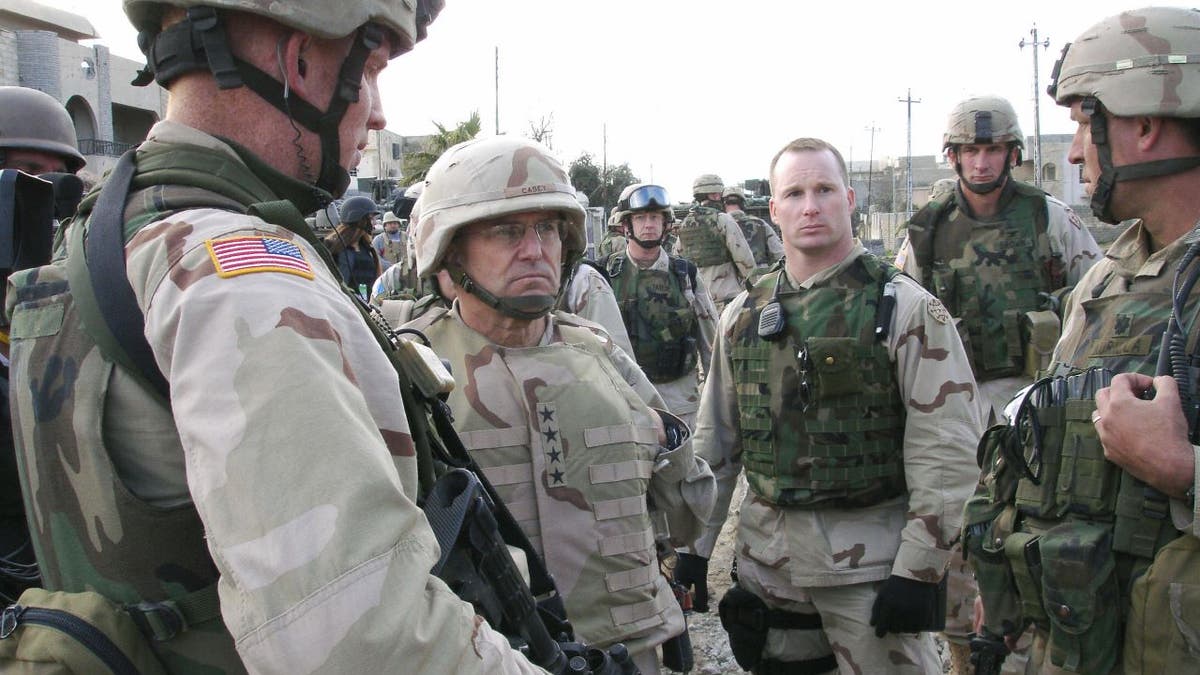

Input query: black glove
[869,575,943,637]
[673,553,710,612]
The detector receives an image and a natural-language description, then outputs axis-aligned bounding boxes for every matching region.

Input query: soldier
[675,138,981,674]
[373,210,408,268]
[969,7,1200,674]
[896,95,1102,674]
[721,185,783,280]
[601,183,719,429]
[898,95,1102,423]
[558,258,636,357]
[405,135,716,674]
[0,86,86,606]
[596,206,629,260]
[1,0,548,672]
[674,174,757,310]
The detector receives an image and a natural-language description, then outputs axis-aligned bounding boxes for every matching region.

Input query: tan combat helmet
[0,87,85,173]
[414,136,585,319]
[943,95,1024,194]
[616,183,674,249]
[1048,7,1200,222]
[123,0,442,196]
[722,185,746,209]
[692,173,724,200]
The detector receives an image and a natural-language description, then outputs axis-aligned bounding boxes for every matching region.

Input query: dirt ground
[655,476,955,674]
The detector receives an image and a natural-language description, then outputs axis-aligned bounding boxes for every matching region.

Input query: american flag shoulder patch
[205,236,314,280]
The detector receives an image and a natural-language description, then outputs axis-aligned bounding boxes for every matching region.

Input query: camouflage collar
[217,136,330,217]
[784,241,867,289]
[1104,219,1187,280]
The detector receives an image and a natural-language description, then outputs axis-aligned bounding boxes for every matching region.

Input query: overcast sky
[45,0,1182,200]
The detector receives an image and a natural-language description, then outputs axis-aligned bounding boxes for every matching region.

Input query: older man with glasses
[405,135,716,674]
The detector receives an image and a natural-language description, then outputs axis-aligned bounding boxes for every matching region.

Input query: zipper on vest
[1,604,143,675]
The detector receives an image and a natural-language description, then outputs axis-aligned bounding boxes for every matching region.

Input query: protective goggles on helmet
[623,185,672,212]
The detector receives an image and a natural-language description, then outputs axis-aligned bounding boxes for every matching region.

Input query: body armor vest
[3,141,295,672]
[907,182,1057,380]
[729,255,907,508]
[604,254,699,383]
[379,232,406,265]
[733,212,772,266]
[676,205,732,267]
[966,251,1194,674]
[415,309,678,646]
[344,244,379,291]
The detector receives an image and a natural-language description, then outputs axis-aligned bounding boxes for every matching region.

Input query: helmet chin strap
[1081,97,1200,224]
[628,230,665,249]
[134,7,381,197]
[447,263,558,321]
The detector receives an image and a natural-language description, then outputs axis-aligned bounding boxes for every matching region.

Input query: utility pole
[864,123,880,217]
[898,89,921,219]
[494,46,500,135]
[1019,24,1050,187]
[601,123,608,210]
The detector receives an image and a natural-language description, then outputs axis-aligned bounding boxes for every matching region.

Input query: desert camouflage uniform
[674,203,756,308]
[692,243,981,673]
[896,180,1101,651]
[727,208,784,273]
[604,248,719,429]
[560,260,635,357]
[5,121,544,674]
[403,304,716,663]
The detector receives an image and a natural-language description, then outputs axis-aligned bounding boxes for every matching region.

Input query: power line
[898,89,921,219]
[1019,24,1051,187]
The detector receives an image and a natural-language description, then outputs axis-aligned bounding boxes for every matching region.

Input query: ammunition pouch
[718,585,833,674]
[1038,521,1120,674]
[1022,310,1060,380]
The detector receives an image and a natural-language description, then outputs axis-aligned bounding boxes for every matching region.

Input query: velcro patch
[927,296,950,324]
[206,236,314,280]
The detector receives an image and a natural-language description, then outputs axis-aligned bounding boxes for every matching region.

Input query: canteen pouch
[963,495,1022,636]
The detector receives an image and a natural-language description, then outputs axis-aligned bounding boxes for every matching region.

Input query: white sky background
[44,0,1182,201]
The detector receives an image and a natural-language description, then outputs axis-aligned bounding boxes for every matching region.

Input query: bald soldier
[405,136,715,674]
[676,138,981,674]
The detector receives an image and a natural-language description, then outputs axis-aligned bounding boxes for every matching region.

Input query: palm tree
[402,111,482,182]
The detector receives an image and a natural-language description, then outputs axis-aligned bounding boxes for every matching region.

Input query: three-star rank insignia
[538,403,565,485]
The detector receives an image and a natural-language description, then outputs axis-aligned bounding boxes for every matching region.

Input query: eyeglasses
[624,185,672,211]
[470,219,565,248]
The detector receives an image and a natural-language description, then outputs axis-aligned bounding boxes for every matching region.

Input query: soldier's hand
[673,553,710,612]
[869,575,942,637]
[1095,373,1195,498]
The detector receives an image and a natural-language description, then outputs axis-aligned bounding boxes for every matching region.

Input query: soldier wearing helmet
[721,185,783,280]
[0,86,86,175]
[405,136,715,674]
[600,183,719,430]
[897,95,1102,675]
[674,173,757,310]
[677,138,980,675]
[1,0,553,672]
[596,205,629,259]
[967,8,1200,674]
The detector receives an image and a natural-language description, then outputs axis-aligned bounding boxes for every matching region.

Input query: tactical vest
[379,232,406,265]
[728,255,907,508]
[965,260,1193,673]
[3,143,312,672]
[604,254,699,383]
[733,212,771,267]
[906,182,1058,380]
[342,243,379,293]
[675,206,732,267]
[415,308,679,647]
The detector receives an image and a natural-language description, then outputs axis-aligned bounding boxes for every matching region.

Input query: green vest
[604,254,699,382]
[729,255,907,508]
[675,205,732,267]
[906,182,1058,379]
[416,309,677,647]
[966,265,1191,673]
[733,212,771,267]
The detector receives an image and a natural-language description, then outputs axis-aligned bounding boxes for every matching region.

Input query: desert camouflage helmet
[943,95,1025,150]
[0,87,85,173]
[722,185,746,201]
[1049,7,1200,117]
[692,173,724,196]
[414,135,586,279]
[123,0,444,57]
